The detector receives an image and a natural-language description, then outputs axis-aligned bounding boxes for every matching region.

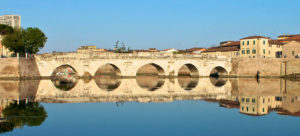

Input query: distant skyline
[1,0,300,53]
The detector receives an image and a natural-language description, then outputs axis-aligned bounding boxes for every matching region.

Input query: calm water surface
[1,76,300,136]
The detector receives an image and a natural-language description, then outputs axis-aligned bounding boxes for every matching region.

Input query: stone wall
[230,58,283,77]
[0,58,40,79]
[0,58,19,78]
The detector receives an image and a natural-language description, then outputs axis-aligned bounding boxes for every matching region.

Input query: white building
[0,15,21,57]
[0,15,21,28]
[160,48,178,53]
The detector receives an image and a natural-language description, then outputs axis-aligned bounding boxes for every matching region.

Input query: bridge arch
[51,64,78,91]
[210,66,228,77]
[178,63,199,77]
[136,63,165,76]
[94,63,121,76]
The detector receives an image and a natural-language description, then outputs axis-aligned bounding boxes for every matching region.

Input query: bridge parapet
[36,52,230,61]
[34,52,232,77]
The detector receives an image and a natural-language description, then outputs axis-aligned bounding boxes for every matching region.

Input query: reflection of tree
[0,102,47,134]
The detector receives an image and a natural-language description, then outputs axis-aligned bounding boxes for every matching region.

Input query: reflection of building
[0,99,13,119]
[239,96,282,115]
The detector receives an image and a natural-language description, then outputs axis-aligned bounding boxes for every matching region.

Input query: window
[247,41,249,45]
[246,98,249,103]
[253,108,255,112]
[253,40,256,45]
[241,98,245,102]
[252,99,256,103]
[242,50,245,54]
[262,108,265,112]
[242,107,244,111]
[247,49,250,54]
[292,51,295,56]
[242,41,244,46]
[269,50,270,55]
[252,49,256,54]
[246,107,249,111]
[263,49,266,54]
[263,40,266,45]
[236,52,239,56]
[263,98,265,103]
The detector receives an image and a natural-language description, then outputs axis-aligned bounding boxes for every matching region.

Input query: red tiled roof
[269,40,285,45]
[202,45,240,53]
[223,41,240,46]
[240,36,270,40]
[162,48,176,51]
[278,34,300,38]
[186,47,206,52]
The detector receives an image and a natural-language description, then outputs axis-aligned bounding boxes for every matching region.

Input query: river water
[1,76,300,136]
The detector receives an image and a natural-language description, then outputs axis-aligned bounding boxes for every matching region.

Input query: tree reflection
[0,101,47,134]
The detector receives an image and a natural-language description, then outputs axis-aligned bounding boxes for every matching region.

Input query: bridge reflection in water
[1,77,300,120]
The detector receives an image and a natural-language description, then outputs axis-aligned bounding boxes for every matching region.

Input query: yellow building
[240,36,273,58]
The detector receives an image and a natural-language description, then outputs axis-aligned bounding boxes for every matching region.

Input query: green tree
[0,24,14,35]
[1,28,24,54]
[2,27,47,55]
[22,27,47,54]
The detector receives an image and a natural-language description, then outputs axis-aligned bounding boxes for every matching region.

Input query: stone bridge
[34,52,232,77]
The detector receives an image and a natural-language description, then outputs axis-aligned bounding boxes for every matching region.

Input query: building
[160,48,178,53]
[76,46,107,53]
[277,34,300,43]
[202,41,240,58]
[0,15,21,57]
[239,36,273,58]
[0,15,21,28]
[186,48,206,54]
[133,48,159,53]
[282,41,300,58]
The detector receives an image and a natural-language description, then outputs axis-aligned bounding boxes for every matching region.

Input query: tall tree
[2,27,47,54]
[22,27,47,54]
[0,24,14,35]
[1,28,24,54]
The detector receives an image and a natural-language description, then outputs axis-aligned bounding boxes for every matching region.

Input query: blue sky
[1,0,300,53]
